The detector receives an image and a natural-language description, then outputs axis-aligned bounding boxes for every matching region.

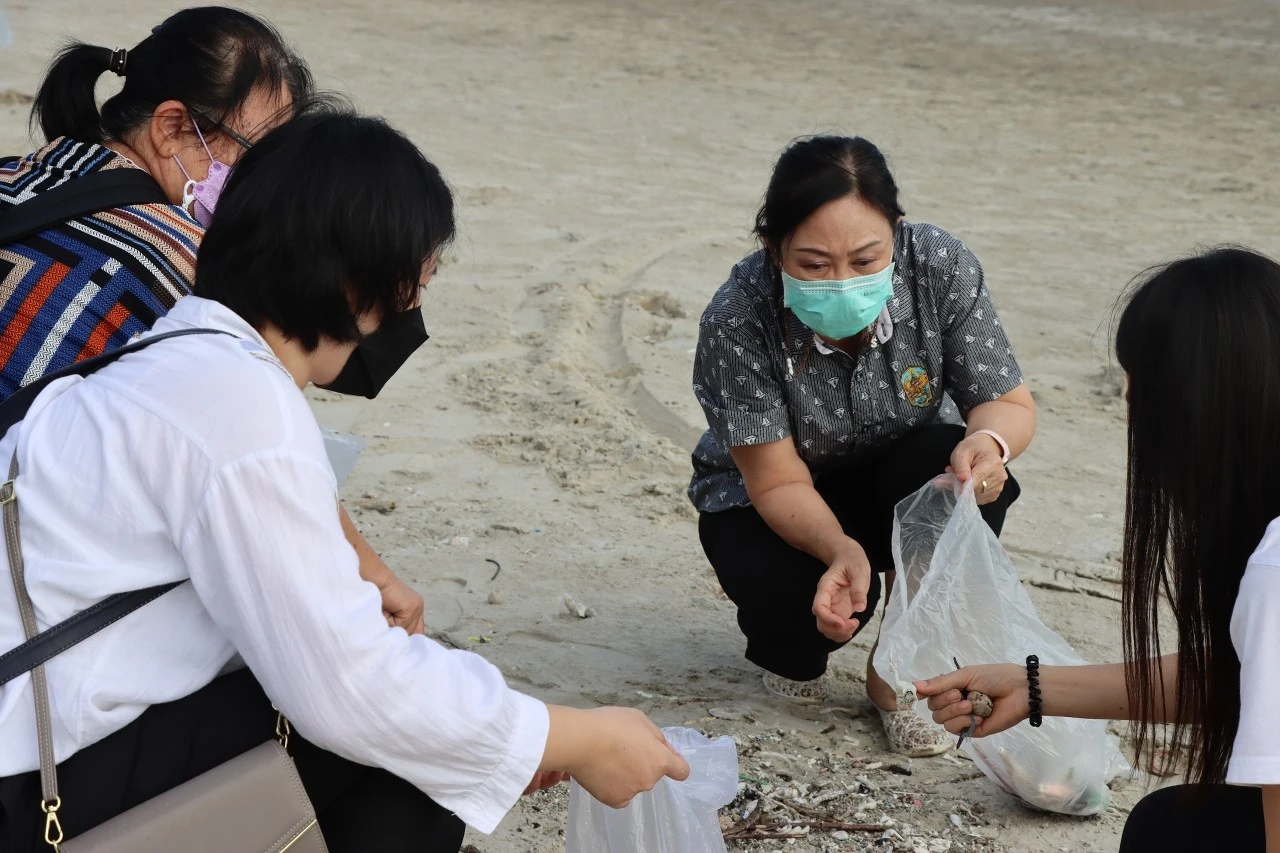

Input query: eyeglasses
[190,109,255,152]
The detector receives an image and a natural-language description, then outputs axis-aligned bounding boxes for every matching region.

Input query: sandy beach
[2,0,1280,849]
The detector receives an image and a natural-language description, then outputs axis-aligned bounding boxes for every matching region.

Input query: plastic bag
[321,427,366,487]
[873,476,1127,816]
[565,727,739,853]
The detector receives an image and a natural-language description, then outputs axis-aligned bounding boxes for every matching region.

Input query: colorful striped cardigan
[0,137,201,401]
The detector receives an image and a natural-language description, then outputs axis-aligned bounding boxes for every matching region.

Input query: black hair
[754,135,904,255]
[194,108,456,351]
[30,6,311,144]
[1115,246,1280,786]
[755,135,904,361]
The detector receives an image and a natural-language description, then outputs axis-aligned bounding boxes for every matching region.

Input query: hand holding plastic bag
[873,476,1127,816]
[566,728,739,853]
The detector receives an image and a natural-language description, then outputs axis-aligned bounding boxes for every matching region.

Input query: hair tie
[108,48,128,77]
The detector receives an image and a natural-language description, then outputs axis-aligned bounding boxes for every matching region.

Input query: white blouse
[1228,515,1280,787]
[0,296,549,833]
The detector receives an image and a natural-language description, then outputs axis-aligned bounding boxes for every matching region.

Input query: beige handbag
[1,447,329,853]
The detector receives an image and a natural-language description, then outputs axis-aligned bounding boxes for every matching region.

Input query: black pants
[0,668,465,853]
[1121,784,1264,851]
[699,424,1020,681]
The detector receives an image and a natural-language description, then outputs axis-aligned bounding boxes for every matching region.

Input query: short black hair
[32,6,311,144]
[194,109,455,350]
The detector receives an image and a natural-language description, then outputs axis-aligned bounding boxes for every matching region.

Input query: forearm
[1264,787,1280,853]
[751,480,854,564]
[1041,654,1179,722]
[338,501,394,587]
[964,395,1036,460]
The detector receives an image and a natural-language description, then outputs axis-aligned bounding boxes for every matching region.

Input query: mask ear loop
[171,155,197,210]
[872,265,898,347]
[172,114,216,213]
[190,118,215,161]
[873,305,894,345]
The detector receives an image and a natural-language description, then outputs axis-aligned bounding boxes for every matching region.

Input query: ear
[147,100,191,159]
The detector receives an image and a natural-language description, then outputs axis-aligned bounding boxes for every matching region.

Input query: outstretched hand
[812,540,872,642]
[914,664,1029,737]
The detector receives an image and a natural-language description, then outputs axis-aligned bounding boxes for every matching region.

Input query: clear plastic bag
[565,727,739,853]
[873,476,1128,816]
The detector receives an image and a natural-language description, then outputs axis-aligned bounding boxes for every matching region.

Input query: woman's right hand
[812,539,872,642]
[913,664,1030,737]
[556,707,690,808]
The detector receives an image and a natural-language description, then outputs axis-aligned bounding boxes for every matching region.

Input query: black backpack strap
[0,327,232,686]
[0,328,227,436]
[0,168,169,247]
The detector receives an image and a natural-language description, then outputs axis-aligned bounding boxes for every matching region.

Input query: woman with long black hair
[917,247,1280,850]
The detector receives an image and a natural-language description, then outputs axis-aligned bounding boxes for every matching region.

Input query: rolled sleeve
[692,314,790,448]
[180,450,547,832]
[937,246,1024,410]
[1228,562,1280,786]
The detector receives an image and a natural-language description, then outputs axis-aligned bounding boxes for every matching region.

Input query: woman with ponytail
[0,6,310,400]
[0,7,444,738]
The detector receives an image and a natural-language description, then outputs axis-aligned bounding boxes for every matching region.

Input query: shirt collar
[161,296,267,343]
[162,297,296,381]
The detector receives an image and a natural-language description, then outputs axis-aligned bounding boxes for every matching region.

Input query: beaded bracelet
[1026,654,1043,727]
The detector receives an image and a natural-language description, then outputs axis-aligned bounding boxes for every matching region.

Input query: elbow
[744,474,812,509]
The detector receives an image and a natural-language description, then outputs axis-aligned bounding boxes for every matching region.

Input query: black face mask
[320,308,429,398]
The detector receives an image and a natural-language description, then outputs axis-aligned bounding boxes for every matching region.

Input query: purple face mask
[173,121,231,228]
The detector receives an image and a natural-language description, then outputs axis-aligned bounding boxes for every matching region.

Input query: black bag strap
[0,328,223,436]
[0,167,169,248]
[0,581,181,688]
[0,327,231,688]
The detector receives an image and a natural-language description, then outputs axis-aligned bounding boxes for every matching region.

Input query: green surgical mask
[782,262,895,340]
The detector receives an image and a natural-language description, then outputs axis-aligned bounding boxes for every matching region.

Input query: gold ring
[981,480,989,494]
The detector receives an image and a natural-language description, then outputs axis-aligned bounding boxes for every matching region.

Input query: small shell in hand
[969,691,995,718]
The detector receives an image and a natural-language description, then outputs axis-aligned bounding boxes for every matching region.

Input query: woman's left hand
[948,433,1008,505]
[378,574,426,635]
[524,771,571,796]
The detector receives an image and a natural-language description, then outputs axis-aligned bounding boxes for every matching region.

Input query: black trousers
[0,668,465,853]
[699,424,1020,681]
[1121,784,1264,851]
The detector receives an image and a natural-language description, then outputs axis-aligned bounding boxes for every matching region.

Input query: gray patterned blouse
[688,220,1024,513]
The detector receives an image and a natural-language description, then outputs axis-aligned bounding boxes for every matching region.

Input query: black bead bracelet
[1026,654,1043,727]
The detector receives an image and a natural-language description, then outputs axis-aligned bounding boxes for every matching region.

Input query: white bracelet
[973,428,1011,464]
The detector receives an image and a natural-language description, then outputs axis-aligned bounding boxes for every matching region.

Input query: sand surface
[2,0,1280,850]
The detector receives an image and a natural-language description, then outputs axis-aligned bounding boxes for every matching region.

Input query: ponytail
[26,7,312,147]
[30,42,114,143]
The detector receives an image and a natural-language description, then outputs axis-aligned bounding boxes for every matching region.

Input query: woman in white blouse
[0,110,687,852]
[917,247,1280,851]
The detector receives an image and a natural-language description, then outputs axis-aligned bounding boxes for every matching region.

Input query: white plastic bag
[565,727,739,853]
[321,427,366,487]
[873,476,1126,816]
